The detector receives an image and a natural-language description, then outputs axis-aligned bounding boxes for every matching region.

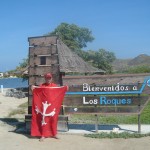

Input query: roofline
[28,35,59,41]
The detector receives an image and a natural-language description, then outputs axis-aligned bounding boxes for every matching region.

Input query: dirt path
[0,93,150,150]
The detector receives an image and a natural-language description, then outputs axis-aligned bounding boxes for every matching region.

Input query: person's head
[44,73,52,84]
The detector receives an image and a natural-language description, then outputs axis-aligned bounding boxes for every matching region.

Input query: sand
[0,93,150,150]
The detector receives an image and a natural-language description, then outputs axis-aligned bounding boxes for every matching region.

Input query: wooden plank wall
[28,36,61,112]
[62,75,150,115]
[26,36,68,132]
[63,94,149,114]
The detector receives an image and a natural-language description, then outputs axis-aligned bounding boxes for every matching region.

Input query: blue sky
[0,0,150,72]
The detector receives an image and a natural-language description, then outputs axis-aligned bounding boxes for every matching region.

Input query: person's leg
[51,117,59,139]
[39,137,45,142]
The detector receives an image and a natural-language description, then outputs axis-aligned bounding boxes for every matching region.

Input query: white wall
[0,73,3,78]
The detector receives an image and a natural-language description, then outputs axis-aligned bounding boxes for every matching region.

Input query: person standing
[31,73,67,141]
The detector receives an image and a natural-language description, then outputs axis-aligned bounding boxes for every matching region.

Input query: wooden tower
[25,35,68,131]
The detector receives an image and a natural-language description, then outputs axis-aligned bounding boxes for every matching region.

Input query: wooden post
[94,94,98,133]
[138,114,141,133]
[138,93,141,133]
[95,114,98,133]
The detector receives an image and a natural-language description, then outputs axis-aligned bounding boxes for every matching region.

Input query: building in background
[0,73,3,78]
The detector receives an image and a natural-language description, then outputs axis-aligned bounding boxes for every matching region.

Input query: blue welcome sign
[147,79,150,87]
[67,76,150,95]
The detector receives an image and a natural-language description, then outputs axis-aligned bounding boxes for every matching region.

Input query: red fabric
[31,86,67,137]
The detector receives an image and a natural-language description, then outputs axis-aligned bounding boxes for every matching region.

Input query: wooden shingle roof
[57,39,105,73]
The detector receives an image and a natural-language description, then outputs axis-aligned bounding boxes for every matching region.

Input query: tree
[127,65,150,73]
[8,58,29,78]
[16,58,28,70]
[86,49,116,74]
[48,22,94,51]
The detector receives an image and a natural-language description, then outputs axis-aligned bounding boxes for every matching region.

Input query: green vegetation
[48,22,94,51]
[8,109,26,117]
[83,49,116,74]
[5,57,28,78]
[18,101,28,109]
[140,100,150,124]
[7,101,28,118]
[116,65,150,74]
[84,132,150,139]
[68,101,150,124]
[127,65,150,74]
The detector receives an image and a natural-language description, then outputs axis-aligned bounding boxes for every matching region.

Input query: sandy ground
[0,93,150,150]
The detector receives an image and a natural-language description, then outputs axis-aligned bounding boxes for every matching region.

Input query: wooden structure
[25,35,150,133]
[25,35,104,132]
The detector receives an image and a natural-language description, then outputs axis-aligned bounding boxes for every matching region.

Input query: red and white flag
[31,86,68,137]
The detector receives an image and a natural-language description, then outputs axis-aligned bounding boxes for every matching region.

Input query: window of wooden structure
[40,56,46,65]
